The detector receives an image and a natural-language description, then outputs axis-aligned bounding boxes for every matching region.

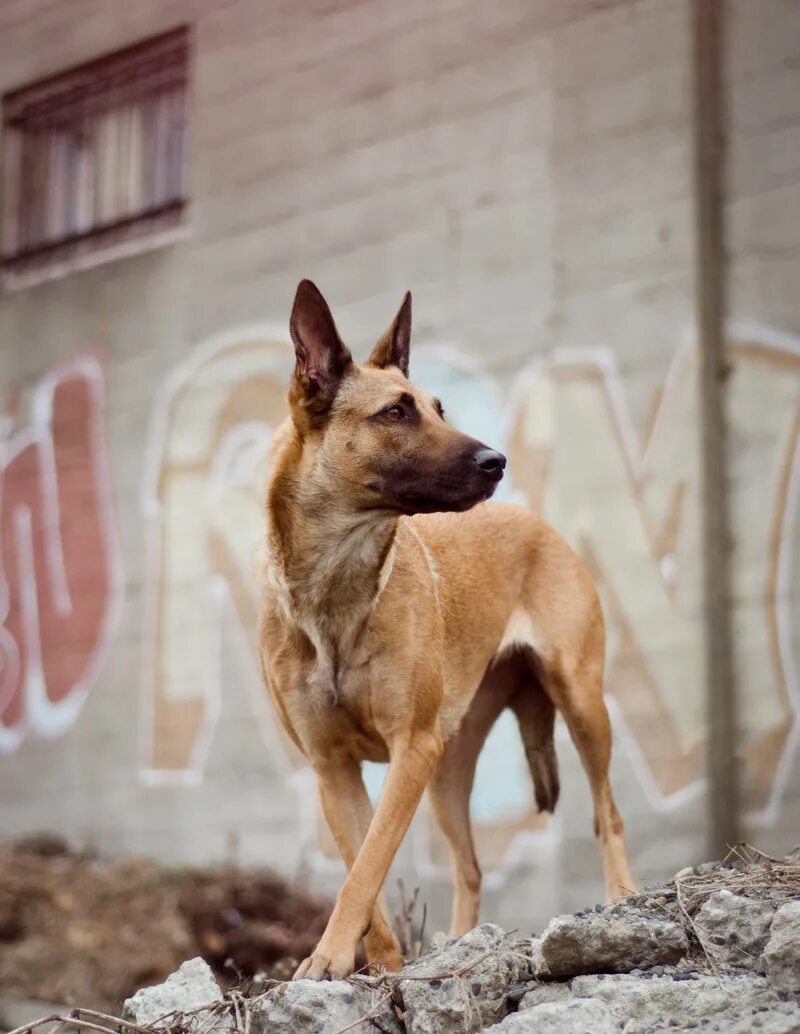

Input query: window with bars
[1,27,189,286]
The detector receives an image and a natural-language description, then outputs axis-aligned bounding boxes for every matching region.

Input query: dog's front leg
[294,726,443,980]
[315,756,404,972]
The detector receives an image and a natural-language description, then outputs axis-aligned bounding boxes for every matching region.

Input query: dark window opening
[1,26,189,286]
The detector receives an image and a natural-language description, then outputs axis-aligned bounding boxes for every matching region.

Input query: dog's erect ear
[289,280,352,423]
[367,291,412,377]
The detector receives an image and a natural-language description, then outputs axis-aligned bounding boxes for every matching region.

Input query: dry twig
[394,879,423,961]
[675,875,722,981]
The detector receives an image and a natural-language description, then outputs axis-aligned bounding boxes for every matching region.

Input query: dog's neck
[271,491,397,625]
[264,427,398,678]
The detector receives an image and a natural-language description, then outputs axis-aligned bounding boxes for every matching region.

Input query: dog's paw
[364,928,404,973]
[292,945,355,981]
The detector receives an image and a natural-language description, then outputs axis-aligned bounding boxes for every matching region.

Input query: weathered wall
[724,0,800,853]
[0,0,797,934]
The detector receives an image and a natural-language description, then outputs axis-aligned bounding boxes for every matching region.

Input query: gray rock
[250,979,401,1034]
[570,972,800,1034]
[722,1000,800,1034]
[764,899,800,994]
[572,972,732,1025]
[396,923,523,1033]
[694,890,776,971]
[535,911,688,978]
[123,958,224,1028]
[518,980,574,1010]
[489,997,616,1032]
[527,936,544,977]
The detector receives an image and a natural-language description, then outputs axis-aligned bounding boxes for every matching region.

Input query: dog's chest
[309,633,376,706]
[291,656,388,763]
[284,602,373,701]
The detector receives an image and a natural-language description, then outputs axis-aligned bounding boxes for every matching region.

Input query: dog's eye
[385,405,405,421]
[434,399,445,420]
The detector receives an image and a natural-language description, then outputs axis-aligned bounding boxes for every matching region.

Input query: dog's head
[287,279,505,515]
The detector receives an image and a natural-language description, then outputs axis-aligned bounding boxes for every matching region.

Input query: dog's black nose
[473,448,507,475]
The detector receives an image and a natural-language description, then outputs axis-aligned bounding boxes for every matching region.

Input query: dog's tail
[510,679,560,814]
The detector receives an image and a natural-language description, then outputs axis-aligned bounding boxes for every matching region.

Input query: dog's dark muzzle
[373,440,507,514]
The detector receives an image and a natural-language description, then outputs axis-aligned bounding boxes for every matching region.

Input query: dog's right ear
[367,291,412,377]
[289,280,353,427]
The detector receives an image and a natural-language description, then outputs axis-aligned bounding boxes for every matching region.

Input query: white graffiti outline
[138,323,292,786]
[727,322,800,830]
[505,323,799,826]
[136,321,799,875]
[505,340,705,818]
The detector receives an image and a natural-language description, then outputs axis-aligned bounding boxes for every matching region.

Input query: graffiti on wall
[0,357,123,753]
[507,327,800,824]
[140,324,799,870]
[139,330,295,782]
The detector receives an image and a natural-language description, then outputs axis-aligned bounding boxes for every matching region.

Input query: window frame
[1,26,190,290]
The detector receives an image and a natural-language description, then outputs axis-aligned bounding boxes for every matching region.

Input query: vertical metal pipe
[692,0,738,855]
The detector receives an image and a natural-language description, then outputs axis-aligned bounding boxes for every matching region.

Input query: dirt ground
[0,836,332,1013]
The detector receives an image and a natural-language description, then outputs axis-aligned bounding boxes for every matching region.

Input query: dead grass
[676,842,800,917]
[672,841,799,978]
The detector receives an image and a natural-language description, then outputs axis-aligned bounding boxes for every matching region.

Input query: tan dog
[257,280,634,980]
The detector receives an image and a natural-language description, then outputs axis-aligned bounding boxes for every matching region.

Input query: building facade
[0,0,798,932]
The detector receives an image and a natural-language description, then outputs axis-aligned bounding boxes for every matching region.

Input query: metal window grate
[1,27,189,283]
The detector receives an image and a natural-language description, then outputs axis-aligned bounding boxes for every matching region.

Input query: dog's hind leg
[315,757,404,971]
[428,660,517,937]
[546,650,635,901]
[514,525,634,900]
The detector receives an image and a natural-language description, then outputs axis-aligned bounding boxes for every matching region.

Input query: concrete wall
[725,0,800,851]
[0,0,797,934]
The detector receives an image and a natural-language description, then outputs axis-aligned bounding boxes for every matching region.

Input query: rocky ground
[4,843,798,1034]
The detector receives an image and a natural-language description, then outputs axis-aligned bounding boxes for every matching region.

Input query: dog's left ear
[367,291,412,377]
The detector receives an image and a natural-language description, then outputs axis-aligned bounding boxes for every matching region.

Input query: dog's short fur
[257,281,634,980]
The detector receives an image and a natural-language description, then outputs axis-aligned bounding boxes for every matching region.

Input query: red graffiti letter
[0,357,122,750]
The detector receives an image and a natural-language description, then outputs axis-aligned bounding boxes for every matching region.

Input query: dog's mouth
[401,484,499,514]
[372,468,504,516]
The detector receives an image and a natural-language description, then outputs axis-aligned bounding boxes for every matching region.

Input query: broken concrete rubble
[764,899,800,996]
[123,957,224,1027]
[694,889,776,972]
[250,978,402,1034]
[534,911,688,978]
[97,848,800,1034]
[492,996,617,1033]
[392,924,523,1034]
[491,972,800,1033]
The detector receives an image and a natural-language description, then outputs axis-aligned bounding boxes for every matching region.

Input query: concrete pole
[692,0,739,856]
